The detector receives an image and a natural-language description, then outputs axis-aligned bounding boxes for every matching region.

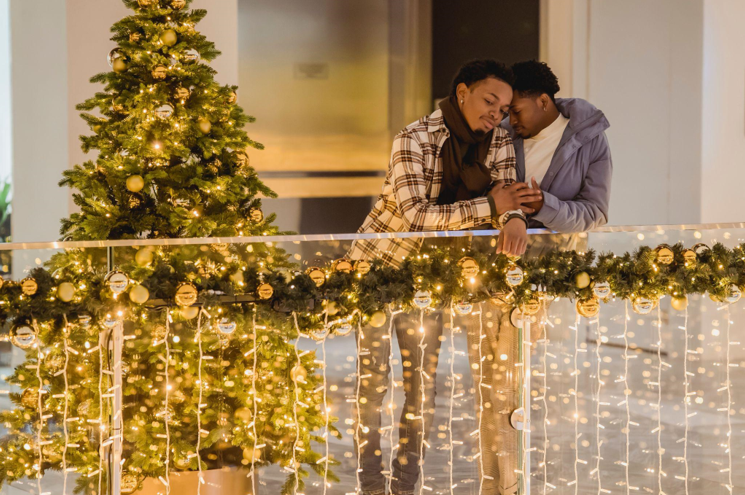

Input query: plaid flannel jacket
[348,109,517,267]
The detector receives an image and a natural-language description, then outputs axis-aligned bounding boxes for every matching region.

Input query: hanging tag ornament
[105,270,130,296]
[592,281,612,300]
[21,277,38,296]
[576,298,600,318]
[334,320,353,337]
[306,267,326,287]
[249,208,264,223]
[454,300,473,315]
[155,104,174,119]
[257,283,274,300]
[458,257,480,278]
[505,264,524,287]
[217,318,237,335]
[11,324,37,349]
[521,296,542,316]
[413,290,433,309]
[632,296,655,315]
[174,282,198,307]
[726,284,742,304]
[171,0,186,9]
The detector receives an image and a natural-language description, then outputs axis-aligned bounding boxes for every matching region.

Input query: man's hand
[496,217,528,256]
[489,182,543,215]
[520,178,545,214]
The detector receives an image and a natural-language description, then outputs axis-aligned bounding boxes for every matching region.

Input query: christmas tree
[0,1,337,494]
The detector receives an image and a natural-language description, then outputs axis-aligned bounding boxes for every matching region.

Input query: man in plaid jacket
[349,60,540,495]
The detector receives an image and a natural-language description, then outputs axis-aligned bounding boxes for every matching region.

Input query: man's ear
[456,82,469,102]
[539,94,552,111]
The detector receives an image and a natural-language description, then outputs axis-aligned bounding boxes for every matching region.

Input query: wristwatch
[497,209,527,229]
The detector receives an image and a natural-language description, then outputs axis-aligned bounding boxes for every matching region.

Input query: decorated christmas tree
[0,1,337,494]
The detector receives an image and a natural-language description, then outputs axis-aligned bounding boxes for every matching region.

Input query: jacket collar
[427,108,450,136]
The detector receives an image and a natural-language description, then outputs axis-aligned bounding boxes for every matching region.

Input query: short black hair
[450,59,515,97]
[511,60,561,100]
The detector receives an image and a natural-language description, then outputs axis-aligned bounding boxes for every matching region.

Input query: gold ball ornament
[655,245,674,265]
[182,48,201,63]
[174,456,191,470]
[126,175,145,193]
[129,32,142,43]
[671,295,689,311]
[257,283,274,300]
[369,311,387,328]
[228,91,238,104]
[112,59,128,73]
[509,307,525,328]
[574,271,591,289]
[105,270,130,296]
[333,259,353,274]
[174,282,198,307]
[323,300,340,316]
[151,65,168,80]
[521,296,541,316]
[21,278,38,296]
[171,0,187,9]
[197,118,212,134]
[77,399,93,417]
[121,473,140,495]
[45,353,66,373]
[576,298,600,318]
[129,284,150,304]
[174,86,191,101]
[249,208,264,223]
[306,267,326,287]
[57,282,75,303]
[291,364,308,383]
[243,447,262,461]
[505,264,524,287]
[632,297,655,315]
[355,260,372,275]
[21,388,40,408]
[135,247,154,266]
[137,0,154,7]
[458,257,480,278]
[234,407,252,423]
[683,249,697,266]
[235,151,250,167]
[160,29,178,47]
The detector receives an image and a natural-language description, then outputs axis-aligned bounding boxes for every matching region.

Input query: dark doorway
[432,0,541,100]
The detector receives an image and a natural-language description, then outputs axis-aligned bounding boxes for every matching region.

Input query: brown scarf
[436,96,494,205]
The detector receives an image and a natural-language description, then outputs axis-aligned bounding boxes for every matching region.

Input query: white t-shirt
[523,113,570,186]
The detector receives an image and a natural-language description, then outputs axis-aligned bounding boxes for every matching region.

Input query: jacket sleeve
[533,133,613,233]
[391,132,493,232]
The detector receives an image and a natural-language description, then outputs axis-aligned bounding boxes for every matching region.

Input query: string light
[33,320,43,495]
[418,309,427,495]
[62,316,71,495]
[621,301,633,493]
[448,305,456,495]
[571,313,580,494]
[291,313,302,494]
[725,305,733,493]
[540,300,550,495]
[321,310,330,495]
[593,316,604,494]
[355,319,363,493]
[196,309,205,494]
[97,319,105,495]
[164,313,171,495]
[681,305,689,495]
[477,304,486,494]
[656,305,664,493]
[386,305,403,493]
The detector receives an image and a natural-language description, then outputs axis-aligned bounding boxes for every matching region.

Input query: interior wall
[701,0,745,223]
[542,0,704,227]
[0,0,11,183]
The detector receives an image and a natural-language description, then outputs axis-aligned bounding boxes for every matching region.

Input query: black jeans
[355,310,443,495]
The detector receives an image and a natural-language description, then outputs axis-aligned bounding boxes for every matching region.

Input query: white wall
[701,0,745,223]
[0,0,11,184]
[7,0,240,244]
[542,0,705,227]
